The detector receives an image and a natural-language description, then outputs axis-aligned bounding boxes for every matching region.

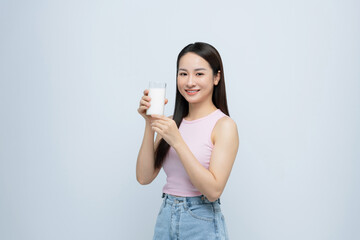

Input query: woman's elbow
[206,190,222,202]
[136,176,151,185]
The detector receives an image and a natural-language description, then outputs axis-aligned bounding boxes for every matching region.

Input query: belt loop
[184,196,188,210]
[162,193,167,207]
[218,198,221,205]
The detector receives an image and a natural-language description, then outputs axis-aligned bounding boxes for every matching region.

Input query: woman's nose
[186,75,196,87]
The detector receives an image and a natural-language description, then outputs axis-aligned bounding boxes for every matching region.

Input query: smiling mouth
[185,89,200,95]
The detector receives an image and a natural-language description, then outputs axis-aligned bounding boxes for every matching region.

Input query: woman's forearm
[136,122,157,184]
[173,140,221,202]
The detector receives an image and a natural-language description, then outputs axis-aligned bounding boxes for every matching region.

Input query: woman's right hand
[138,89,168,122]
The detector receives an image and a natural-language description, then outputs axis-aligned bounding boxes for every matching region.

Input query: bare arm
[151,115,239,201]
[135,89,167,185]
[174,117,238,201]
[136,122,162,185]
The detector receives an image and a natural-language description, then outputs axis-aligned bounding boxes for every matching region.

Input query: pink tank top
[162,109,227,196]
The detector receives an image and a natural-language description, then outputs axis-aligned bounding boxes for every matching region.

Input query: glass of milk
[146,81,166,115]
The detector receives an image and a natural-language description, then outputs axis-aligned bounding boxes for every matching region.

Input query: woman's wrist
[172,137,185,152]
[145,120,155,133]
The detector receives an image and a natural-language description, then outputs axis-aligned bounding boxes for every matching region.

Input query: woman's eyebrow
[178,68,207,71]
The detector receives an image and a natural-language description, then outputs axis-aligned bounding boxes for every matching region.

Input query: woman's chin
[185,99,202,105]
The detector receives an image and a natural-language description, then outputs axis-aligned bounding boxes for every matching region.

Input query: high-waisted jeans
[153,193,229,240]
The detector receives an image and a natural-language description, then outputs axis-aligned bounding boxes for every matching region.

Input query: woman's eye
[179,72,187,76]
[196,73,204,76]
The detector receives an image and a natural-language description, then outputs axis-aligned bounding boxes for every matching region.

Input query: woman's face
[177,52,220,104]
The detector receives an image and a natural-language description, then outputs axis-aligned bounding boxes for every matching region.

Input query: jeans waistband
[162,193,221,205]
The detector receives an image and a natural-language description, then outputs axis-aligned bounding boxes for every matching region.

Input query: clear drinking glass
[146,81,167,115]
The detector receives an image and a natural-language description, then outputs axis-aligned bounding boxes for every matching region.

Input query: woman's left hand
[150,115,183,148]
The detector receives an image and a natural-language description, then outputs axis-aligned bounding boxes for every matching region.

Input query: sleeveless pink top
[162,109,227,196]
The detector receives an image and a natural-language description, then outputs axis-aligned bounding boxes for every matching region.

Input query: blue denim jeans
[153,193,229,240]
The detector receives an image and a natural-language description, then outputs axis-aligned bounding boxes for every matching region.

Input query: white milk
[146,88,166,115]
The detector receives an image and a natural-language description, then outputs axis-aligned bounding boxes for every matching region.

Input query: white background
[0,0,359,239]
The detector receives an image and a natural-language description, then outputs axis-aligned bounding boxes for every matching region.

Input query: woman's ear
[214,70,221,85]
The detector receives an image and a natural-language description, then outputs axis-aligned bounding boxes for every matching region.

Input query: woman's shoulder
[211,115,238,144]
[215,115,237,131]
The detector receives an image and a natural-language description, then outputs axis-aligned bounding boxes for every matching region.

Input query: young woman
[137,42,239,240]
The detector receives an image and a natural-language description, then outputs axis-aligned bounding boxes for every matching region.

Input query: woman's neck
[185,101,217,121]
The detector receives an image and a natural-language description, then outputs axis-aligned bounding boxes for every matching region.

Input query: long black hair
[154,42,229,169]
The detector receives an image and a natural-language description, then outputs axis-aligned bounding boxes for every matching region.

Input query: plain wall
[0,0,359,239]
